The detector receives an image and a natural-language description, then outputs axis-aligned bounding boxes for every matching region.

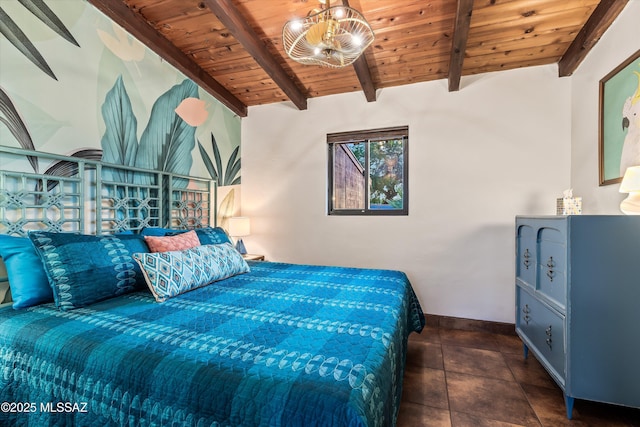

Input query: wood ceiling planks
[93,0,627,115]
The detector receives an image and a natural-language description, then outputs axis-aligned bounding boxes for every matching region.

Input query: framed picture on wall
[599,49,640,186]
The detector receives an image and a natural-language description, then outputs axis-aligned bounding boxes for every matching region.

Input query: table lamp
[228,217,250,254]
[619,166,640,215]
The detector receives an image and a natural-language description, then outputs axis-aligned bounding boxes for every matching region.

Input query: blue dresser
[515,215,640,419]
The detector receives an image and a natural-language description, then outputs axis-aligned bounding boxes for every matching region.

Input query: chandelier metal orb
[282,0,375,68]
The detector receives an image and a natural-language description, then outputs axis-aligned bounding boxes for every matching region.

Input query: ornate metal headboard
[0,145,217,304]
[0,145,216,236]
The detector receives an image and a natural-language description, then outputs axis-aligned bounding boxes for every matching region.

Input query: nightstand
[242,254,265,261]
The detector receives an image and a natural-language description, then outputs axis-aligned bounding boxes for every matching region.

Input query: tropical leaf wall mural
[1,86,102,194]
[0,0,242,222]
[0,0,79,80]
[198,132,242,228]
[99,76,200,187]
[198,133,241,186]
[100,75,138,183]
[96,22,145,64]
[0,86,38,172]
[135,79,198,179]
[39,148,103,193]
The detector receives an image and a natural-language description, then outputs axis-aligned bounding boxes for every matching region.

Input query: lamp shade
[619,166,640,193]
[228,217,250,237]
[619,166,640,215]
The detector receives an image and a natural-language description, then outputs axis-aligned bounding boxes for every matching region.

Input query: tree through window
[328,126,408,215]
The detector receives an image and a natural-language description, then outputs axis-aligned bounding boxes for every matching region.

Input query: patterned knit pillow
[28,231,149,310]
[144,230,200,252]
[133,243,250,302]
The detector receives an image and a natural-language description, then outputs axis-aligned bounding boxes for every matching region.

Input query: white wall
[241,65,571,323]
[571,1,640,213]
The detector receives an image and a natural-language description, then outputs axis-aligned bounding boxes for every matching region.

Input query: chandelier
[282,0,374,68]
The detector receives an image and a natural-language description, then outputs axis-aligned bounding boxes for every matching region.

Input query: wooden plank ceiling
[88,0,629,117]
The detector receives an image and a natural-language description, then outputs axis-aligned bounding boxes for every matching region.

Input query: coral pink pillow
[144,230,200,253]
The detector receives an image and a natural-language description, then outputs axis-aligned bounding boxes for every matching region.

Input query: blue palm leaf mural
[100,75,138,183]
[136,79,198,184]
[98,77,199,188]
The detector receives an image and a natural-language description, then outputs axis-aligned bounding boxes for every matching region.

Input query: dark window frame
[327,126,409,216]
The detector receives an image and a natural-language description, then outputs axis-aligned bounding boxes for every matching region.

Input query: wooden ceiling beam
[558,0,629,77]
[343,0,376,102]
[448,0,474,92]
[87,0,247,117]
[352,55,377,102]
[203,0,307,111]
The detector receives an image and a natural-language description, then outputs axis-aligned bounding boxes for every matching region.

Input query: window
[328,126,408,215]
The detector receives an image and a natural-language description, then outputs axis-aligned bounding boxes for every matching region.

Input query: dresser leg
[523,343,529,359]
[564,394,574,419]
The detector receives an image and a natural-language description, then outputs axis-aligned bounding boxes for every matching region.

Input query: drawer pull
[522,304,531,324]
[546,257,555,282]
[523,249,531,269]
[545,326,553,349]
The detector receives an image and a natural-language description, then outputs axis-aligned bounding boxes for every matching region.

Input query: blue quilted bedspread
[0,261,424,427]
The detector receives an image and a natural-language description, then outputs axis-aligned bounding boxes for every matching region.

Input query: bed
[0,146,425,426]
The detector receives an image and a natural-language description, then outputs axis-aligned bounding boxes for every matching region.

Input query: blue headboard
[0,145,216,236]
[0,145,217,304]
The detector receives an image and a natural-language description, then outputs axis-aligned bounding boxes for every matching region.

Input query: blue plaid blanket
[0,261,424,426]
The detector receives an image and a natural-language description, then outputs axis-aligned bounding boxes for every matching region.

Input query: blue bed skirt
[0,261,424,426]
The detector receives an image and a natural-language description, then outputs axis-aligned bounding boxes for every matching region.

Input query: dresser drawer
[516,286,566,383]
[516,223,536,289]
[537,230,567,310]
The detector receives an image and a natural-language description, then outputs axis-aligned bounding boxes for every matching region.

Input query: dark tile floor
[398,324,640,427]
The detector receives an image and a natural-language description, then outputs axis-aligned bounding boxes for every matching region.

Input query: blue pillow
[0,235,53,309]
[140,227,185,237]
[115,230,134,235]
[28,231,150,310]
[191,227,231,245]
